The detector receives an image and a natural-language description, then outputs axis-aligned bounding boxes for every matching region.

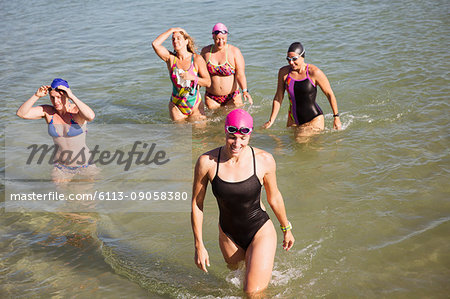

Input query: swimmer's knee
[243,285,267,298]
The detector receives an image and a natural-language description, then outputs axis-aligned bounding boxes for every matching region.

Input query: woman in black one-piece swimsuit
[191,109,295,297]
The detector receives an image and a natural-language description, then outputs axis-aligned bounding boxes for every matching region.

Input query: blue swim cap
[51,78,69,89]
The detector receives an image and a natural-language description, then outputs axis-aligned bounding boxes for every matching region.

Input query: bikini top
[48,113,84,137]
[207,45,236,76]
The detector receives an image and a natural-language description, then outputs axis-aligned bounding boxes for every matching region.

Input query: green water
[1,0,449,298]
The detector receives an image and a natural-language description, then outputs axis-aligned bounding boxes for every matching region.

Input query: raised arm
[191,154,211,272]
[56,85,95,123]
[263,66,288,129]
[152,27,183,62]
[16,85,49,119]
[233,46,253,104]
[261,151,295,251]
[310,65,342,130]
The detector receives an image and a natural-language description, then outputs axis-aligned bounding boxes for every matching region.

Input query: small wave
[324,112,374,131]
[368,216,450,250]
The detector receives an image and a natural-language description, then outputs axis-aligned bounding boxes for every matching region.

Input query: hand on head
[173,27,187,35]
[35,85,51,98]
[54,84,72,96]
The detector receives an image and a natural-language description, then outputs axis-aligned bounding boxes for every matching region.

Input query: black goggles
[226,126,252,135]
[212,30,228,35]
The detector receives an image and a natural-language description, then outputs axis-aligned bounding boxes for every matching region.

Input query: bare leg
[244,220,277,296]
[287,115,325,143]
[168,101,188,122]
[188,100,207,122]
[227,92,244,107]
[205,94,222,110]
[52,166,75,185]
[218,225,246,268]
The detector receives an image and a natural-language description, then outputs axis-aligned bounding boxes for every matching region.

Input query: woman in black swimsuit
[191,109,294,297]
[263,42,342,140]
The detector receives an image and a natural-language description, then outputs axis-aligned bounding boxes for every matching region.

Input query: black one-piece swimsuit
[211,146,270,250]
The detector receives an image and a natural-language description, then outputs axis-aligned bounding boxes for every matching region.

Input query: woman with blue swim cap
[191,109,294,297]
[264,42,342,139]
[16,79,97,184]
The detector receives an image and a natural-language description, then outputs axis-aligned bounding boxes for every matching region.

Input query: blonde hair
[175,31,197,54]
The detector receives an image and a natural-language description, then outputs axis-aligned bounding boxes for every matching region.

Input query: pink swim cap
[212,23,228,34]
[225,109,253,135]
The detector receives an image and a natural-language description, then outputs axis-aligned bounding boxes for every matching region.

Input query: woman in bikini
[191,109,294,297]
[263,42,342,139]
[153,27,211,122]
[16,78,97,184]
[201,23,253,109]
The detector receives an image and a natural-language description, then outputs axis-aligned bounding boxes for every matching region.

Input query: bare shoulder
[307,63,323,75]
[197,147,220,168]
[194,53,206,64]
[200,45,212,56]
[40,104,55,114]
[228,44,242,55]
[278,65,291,79]
[253,147,276,170]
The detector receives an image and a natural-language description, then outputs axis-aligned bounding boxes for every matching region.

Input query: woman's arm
[152,28,183,62]
[263,67,288,129]
[261,151,295,251]
[16,85,49,119]
[233,46,253,104]
[311,65,342,130]
[57,85,95,123]
[192,54,211,88]
[191,154,211,272]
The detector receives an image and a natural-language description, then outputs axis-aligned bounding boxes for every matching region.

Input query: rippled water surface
[1,0,449,298]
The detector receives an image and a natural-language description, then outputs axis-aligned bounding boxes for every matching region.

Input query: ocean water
[1,0,449,298]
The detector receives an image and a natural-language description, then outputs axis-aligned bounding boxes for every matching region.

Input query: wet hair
[287,42,305,58]
[173,31,197,54]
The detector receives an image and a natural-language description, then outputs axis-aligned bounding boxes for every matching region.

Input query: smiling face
[225,132,251,157]
[213,32,228,49]
[172,32,188,52]
[49,89,67,111]
[286,51,305,71]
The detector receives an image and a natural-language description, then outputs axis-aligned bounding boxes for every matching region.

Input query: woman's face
[225,132,250,157]
[286,51,305,70]
[172,32,188,51]
[213,33,228,48]
[49,89,67,110]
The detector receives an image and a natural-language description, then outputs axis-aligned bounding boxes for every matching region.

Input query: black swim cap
[287,42,305,57]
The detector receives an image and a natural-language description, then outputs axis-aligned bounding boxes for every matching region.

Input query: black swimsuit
[285,64,323,125]
[211,146,270,250]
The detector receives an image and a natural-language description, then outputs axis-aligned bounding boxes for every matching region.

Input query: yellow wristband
[280,221,292,232]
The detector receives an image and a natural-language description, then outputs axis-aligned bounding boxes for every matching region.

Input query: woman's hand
[333,116,342,130]
[282,230,295,251]
[54,85,74,99]
[243,91,253,105]
[172,27,186,34]
[179,71,196,82]
[194,245,210,272]
[34,85,50,98]
[263,119,273,129]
